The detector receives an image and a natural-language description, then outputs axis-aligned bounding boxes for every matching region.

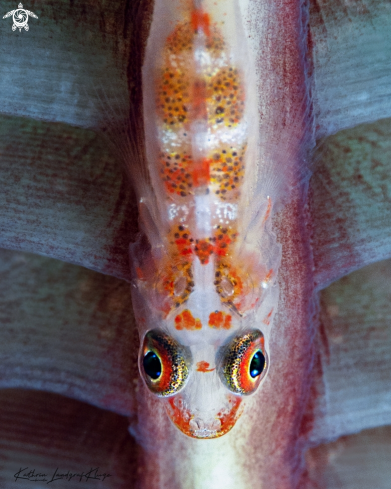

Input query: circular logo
[12,8,28,30]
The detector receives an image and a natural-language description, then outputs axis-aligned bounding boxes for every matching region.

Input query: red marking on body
[175,309,202,330]
[135,266,144,279]
[196,361,215,372]
[162,166,191,196]
[230,269,244,295]
[166,397,193,435]
[192,80,207,119]
[165,280,174,292]
[263,197,272,223]
[263,308,274,325]
[194,239,214,264]
[166,394,243,439]
[264,269,273,282]
[216,395,243,433]
[247,296,260,311]
[175,237,193,257]
[191,9,210,37]
[215,234,232,256]
[208,311,232,329]
[192,158,211,187]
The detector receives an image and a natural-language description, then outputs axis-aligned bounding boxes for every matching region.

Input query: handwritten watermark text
[14,467,112,484]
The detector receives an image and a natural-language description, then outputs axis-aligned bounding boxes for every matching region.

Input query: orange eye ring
[219,329,268,395]
[140,329,192,397]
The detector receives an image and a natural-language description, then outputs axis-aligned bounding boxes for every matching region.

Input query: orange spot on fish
[191,9,210,37]
[175,309,202,330]
[196,361,215,372]
[208,311,232,329]
[192,158,211,187]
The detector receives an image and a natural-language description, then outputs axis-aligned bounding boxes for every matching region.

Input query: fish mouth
[165,394,243,439]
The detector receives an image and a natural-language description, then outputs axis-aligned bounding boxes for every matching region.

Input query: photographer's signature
[14,467,112,484]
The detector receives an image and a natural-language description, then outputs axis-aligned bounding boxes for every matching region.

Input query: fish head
[138,325,268,439]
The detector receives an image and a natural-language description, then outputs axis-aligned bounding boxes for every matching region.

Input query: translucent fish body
[130,0,281,439]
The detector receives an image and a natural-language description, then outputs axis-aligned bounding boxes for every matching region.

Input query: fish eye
[250,350,265,378]
[219,329,268,395]
[143,351,162,380]
[140,329,192,397]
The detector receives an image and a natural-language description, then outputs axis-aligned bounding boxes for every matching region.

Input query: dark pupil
[143,351,162,380]
[249,350,265,378]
